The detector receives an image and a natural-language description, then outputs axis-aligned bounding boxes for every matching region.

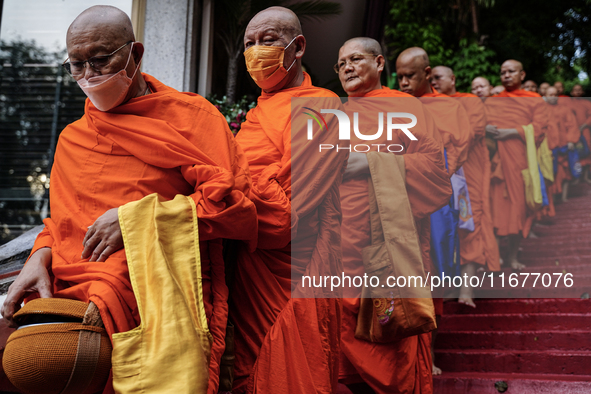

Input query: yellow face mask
[243,36,298,90]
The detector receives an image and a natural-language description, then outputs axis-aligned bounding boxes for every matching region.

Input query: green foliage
[384,0,590,93]
[446,40,501,92]
[207,95,256,135]
[385,0,452,69]
[479,0,591,86]
[385,72,397,90]
[384,0,500,91]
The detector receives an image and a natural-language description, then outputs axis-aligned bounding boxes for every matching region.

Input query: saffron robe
[339,87,451,394]
[485,89,547,237]
[421,89,472,316]
[451,93,500,271]
[27,74,257,394]
[570,97,591,167]
[230,73,348,394]
[421,90,473,174]
[546,103,580,194]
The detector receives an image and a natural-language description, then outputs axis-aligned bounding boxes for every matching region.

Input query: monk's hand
[82,207,123,262]
[493,128,519,140]
[343,152,370,181]
[1,247,53,327]
[485,124,499,136]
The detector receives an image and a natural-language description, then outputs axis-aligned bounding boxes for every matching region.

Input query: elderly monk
[545,86,581,202]
[228,7,348,394]
[523,80,538,93]
[485,60,547,270]
[570,84,591,183]
[396,48,471,377]
[336,37,451,393]
[472,76,493,100]
[432,66,500,308]
[539,82,551,97]
[1,6,257,394]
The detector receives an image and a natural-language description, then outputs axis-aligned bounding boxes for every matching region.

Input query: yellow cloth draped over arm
[537,137,555,182]
[522,124,543,211]
[113,193,212,393]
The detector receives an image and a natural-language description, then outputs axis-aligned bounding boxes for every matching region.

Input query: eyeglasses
[62,41,133,76]
[333,53,377,73]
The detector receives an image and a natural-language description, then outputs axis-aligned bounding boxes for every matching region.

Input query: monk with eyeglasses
[334,37,451,394]
[1,5,257,393]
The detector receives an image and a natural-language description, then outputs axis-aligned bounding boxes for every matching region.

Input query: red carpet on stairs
[434,182,591,394]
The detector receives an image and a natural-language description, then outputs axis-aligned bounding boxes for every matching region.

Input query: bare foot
[511,260,526,270]
[528,231,538,239]
[432,364,442,375]
[499,258,504,266]
[458,296,476,308]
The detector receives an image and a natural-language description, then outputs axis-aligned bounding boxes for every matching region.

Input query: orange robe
[27,74,257,394]
[451,93,500,271]
[420,89,472,316]
[485,89,547,237]
[339,87,451,394]
[570,97,591,167]
[230,73,348,394]
[421,89,473,174]
[546,103,581,194]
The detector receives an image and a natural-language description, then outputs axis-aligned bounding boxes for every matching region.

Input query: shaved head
[523,80,538,93]
[244,6,305,92]
[502,59,523,71]
[65,6,146,107]
[471,77,492,98]
[397,47,430,69]
[433,65,453,76]
[337,37,384,96]
[247,6,302,40]
[67,5,134,46]
[553,81,565,95]
[500,59,525,92]
[539,82,550,96]
[395,47,432,96]
[571,84,585,97]
[491,85,505,95]
[341,37,382,56]
[546,86,558,104]
[431,66,456,95]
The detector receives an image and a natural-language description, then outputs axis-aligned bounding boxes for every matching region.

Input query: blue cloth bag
[430,150,460,278]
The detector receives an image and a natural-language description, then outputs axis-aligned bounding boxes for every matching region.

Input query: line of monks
[1,5,590,394]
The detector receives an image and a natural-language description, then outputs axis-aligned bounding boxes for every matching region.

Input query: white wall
[142,0,197,92]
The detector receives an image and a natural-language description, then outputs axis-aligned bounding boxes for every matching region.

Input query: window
[0,0,133,245]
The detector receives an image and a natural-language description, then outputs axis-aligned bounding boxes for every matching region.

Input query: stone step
[443,299,591,315]
[433,372,591,394]
[440,313,591,332]
[435,330,591,351]
[434,349,591,375]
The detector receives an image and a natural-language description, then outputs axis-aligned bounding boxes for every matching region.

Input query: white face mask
[76,43,142,111]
